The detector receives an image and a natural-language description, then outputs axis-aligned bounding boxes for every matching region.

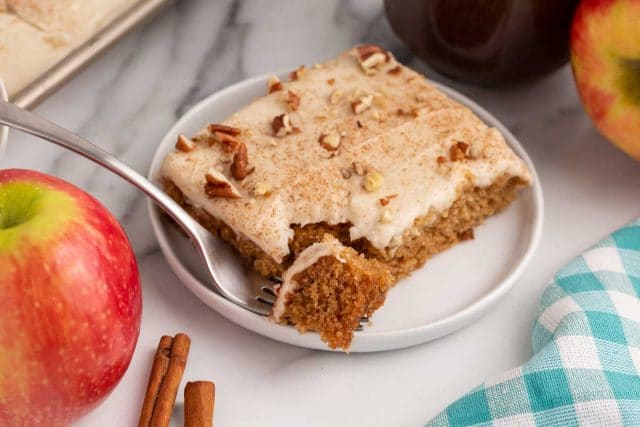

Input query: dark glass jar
[384,0,579,86]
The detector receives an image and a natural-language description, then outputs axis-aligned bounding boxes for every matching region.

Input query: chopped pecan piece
[288,65,307,81]
[352,161,366,176]
[387,66,402,75]
[437,156,447,165]
[356,44,390,74]
[230,142,250,180]
[319,130,341,151]
[208,123,241,136]
[396,108,419,118]
[272,114,293,137]
[327,78,335,85]
[175,134,195,152]
[214,132,242,153]
[351,94,373,114]
[363,171,384,192]
[450,141,470,162]
[287,90,300,111]
[204,169,241,198]
[267,75,283,94]
[379,194,397,206]
[357,44,388,59]
[253,182,273,197]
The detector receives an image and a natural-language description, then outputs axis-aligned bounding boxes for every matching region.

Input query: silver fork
[0,99,274,315]
[0,100,370,328]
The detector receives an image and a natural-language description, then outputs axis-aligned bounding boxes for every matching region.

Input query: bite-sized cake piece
[161,45,533,349]
[273,235,392,349]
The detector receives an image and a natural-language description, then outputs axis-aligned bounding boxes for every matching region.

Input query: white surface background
[3,1,639,426]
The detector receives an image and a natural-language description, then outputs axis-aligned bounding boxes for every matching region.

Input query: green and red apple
[0,169,141,426]
[571,0,640,161]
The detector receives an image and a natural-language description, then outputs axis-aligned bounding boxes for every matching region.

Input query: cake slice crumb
[273,235,392,349]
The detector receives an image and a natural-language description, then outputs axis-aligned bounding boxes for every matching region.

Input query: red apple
[0,169,141,426]
[570,0,640,161]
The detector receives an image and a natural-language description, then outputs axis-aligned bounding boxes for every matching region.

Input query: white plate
[148,74,544,352]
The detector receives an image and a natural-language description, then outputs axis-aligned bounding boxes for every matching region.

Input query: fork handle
[0,99,196,233]
[0,99,273,316]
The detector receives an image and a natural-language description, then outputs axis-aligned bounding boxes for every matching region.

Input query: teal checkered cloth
[427,219,640,426]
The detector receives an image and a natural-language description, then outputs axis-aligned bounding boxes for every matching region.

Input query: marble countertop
[4,1,640,425]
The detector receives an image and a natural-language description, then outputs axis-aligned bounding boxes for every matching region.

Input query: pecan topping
[357,44,388,60]
[363,171,384,192]
[437,156,447,165]
[379,194,397,206]
[271,114,293,137]
[208,123,241,136]
[356,44,390,74]
[253,182,273,197]
[267,75,283,94]
[327,78,335,85]
[214,132,242,153]
[175,134,195,152]
[287,90,300,111]
[230,142,250,180]
[387,66,402,75]
[396,108,419,118]
[351,94,373,114]
[450,141,470,162]
[288,65,307,81]
[352,161,366,176]
[319,130,341,151]
[340,168,352,179]
[204,169,241,198]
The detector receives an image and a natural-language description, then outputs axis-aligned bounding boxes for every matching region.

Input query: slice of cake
[273,234,392,349]
[161,45,532,349]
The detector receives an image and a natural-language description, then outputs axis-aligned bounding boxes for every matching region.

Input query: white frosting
[272,237,346,321]
[161,47,532,263]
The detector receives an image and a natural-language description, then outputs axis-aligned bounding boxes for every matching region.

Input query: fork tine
[356,316,370,332]
[269,276,283,284]
[257,296,274,306]
[261,286,277,297]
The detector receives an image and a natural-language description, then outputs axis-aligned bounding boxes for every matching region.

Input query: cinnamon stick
[184,381,215,427]
[137,336,173,427]
[137,333,191,427]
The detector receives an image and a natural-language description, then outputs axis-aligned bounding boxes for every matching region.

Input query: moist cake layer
[164,174,525,280]
[161,46,532,265]
[274,235,392,349]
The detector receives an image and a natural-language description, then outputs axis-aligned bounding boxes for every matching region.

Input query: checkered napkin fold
[427,219,640,426]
